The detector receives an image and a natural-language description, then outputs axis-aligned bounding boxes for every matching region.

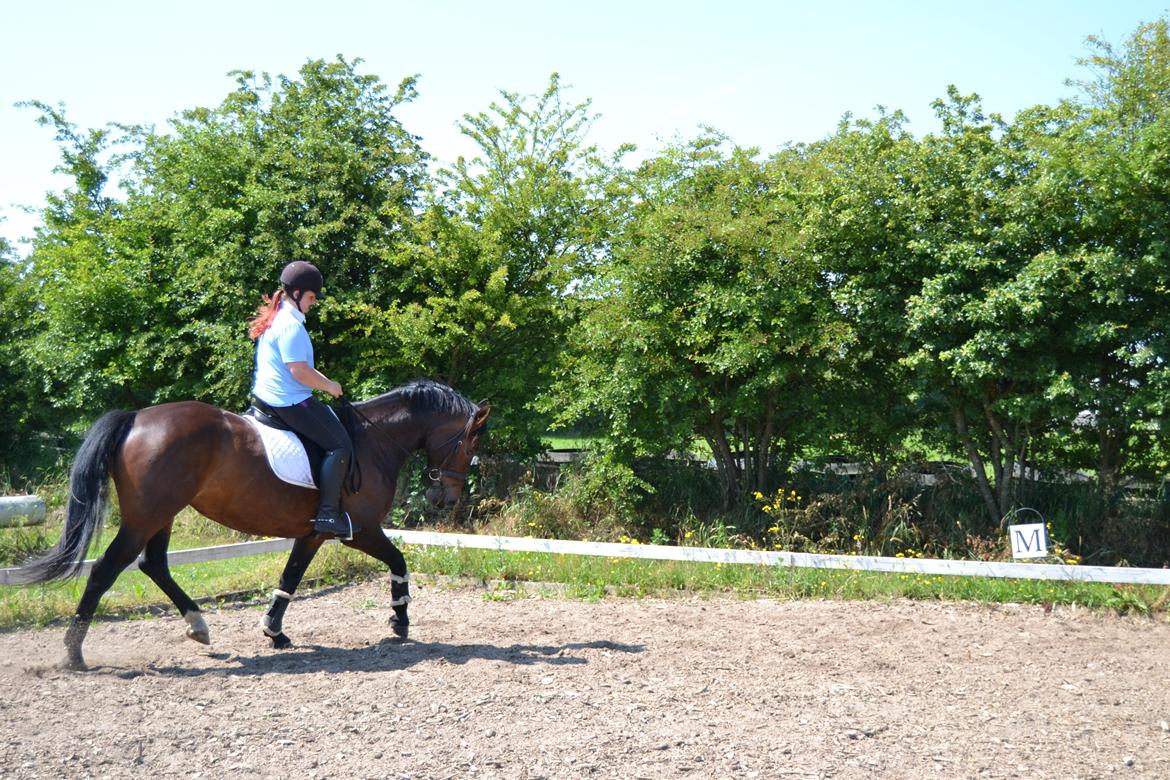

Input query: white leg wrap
[273,589,292,600]
[388,573,411,584]
[389,595,412,607]
[183,611,210,645]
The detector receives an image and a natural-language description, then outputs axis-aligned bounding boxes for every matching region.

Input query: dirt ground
[0,578,1168,780]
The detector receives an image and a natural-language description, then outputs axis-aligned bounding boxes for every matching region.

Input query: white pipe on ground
[0,496,47,528]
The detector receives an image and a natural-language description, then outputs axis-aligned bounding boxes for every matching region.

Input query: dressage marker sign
[1009,523,1049,559]
[3,528,1169,586]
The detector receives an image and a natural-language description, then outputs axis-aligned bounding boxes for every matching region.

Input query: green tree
[364,74,625,452]
[898,89,1062,526]
[1024,19,1170,501]
[0,234,41,475]
[16,102,153,420]
[946,19,1170,522]
[129,57,428,404]
[20,57,429,428]
[805,92,1068,527]
[553,136,843,505]
[800,110,926,464]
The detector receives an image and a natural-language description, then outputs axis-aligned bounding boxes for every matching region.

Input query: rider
[248,261,353,539]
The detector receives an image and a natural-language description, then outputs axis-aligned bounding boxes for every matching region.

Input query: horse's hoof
[61,656,87,672]
[390,617,409,641]
[185,626,211,645]
[270,632,293,650]
[184,611,211,644]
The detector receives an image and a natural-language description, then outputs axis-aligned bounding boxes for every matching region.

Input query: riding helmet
[279,261,324,296]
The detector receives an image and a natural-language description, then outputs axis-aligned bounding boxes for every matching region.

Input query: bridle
[340,398,477,489]
[424,412,478,486]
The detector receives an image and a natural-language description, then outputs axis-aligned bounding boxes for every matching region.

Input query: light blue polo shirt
[252,300,315,406]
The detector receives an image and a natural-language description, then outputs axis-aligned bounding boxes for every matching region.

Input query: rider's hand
[326,380,344,398]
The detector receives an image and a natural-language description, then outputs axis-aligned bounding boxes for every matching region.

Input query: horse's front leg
[343,531,410,640]
[389,569,411,639]
[261,534,326,649]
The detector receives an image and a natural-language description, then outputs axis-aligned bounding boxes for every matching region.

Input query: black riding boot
[312,448,353,539]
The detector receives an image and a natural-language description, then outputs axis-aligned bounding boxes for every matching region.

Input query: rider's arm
[287,362,343,398]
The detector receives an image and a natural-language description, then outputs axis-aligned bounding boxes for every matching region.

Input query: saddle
[243,400,325,488]
[243,397,361,492]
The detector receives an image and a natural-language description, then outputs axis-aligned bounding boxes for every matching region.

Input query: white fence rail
[2,528,1168,586]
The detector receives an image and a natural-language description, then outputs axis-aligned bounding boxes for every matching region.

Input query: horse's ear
[473,405,491,432]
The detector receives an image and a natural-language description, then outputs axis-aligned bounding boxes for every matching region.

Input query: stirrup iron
[313,511,353,540]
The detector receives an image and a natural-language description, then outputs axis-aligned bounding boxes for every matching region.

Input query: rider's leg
[271,398,353,538]
[312,446,351,534]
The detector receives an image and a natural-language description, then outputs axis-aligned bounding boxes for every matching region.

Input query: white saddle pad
[244,416,316,489]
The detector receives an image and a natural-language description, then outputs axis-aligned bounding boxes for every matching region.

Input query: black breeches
[271,397,352,457]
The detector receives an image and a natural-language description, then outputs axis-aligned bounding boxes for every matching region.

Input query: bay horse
[14,378,490,670]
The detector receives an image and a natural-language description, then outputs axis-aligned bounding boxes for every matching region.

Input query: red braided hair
[248,288,286,341]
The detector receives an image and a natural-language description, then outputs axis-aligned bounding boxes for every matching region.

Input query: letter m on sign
[1009,523,1048,559]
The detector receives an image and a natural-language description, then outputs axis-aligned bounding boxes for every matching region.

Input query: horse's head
[423,404,491,509]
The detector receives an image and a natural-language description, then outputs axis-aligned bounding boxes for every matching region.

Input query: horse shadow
[138,638,645,678]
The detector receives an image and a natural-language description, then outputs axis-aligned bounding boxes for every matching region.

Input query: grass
[0,542,383,628]
[400,544,1168,615]
[0,504,388,627]
[540,435,596,451]
[1,505,1166,631]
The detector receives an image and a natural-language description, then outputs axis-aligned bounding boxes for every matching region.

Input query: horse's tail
[12,410,137,584]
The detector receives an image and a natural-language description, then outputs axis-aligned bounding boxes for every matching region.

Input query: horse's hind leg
[138,524,209,644]
[261,534,327,649]
[64,526,149,670]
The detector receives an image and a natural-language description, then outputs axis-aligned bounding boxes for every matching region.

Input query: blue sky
[3,1,1167,251]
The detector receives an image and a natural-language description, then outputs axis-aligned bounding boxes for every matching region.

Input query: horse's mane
[337,380,477,486]
[356,378,478,420]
